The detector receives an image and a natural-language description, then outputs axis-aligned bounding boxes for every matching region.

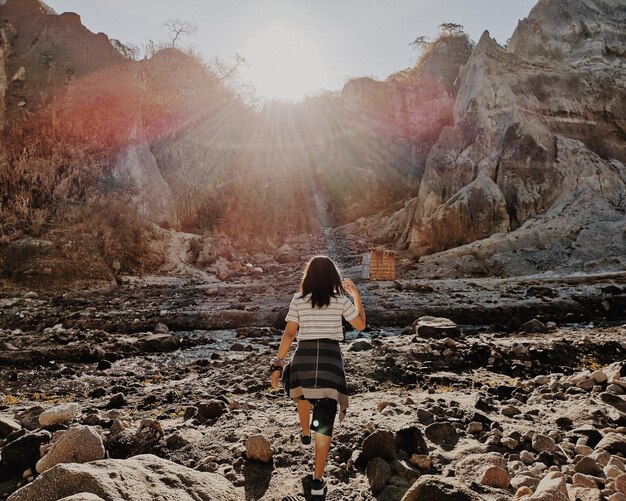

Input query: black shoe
[301,433,311,445]
[310,477,326,496]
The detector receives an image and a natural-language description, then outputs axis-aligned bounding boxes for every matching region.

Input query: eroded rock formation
[358,0,626,276]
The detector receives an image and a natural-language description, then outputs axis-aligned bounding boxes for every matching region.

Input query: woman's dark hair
[299,255,345,308]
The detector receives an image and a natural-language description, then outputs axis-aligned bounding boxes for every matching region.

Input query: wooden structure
[368,249,396,280]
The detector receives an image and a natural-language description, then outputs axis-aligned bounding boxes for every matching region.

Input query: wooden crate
[369,249,396,280]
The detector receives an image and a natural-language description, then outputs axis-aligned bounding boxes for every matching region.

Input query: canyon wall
[355,0,626,276]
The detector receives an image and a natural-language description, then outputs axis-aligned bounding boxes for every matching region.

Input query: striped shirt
[285,292,360,341]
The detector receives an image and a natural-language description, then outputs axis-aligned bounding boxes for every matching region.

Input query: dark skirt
[283,338,349,422]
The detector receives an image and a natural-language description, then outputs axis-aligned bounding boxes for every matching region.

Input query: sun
[241,22,330,102]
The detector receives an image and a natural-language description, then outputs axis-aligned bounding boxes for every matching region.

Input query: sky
[45,0,538,102]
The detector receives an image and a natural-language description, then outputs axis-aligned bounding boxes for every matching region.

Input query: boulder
[367,457,392,493]
[1,430,51,468]
[456,453,506,485]
[0,416,21,438]
[275,244,300,264]
[532,434,556,453]
[478,466,509,489]
[532,471,569,501]
[39,403,79,427]
[198,400,228,420]
[137,333,178,352]
[412,316,461,339]
[425,422,458,448]
[36,425,105,473]
[401,475,485,501]
[363,429,397,461]
[7,454,241,501]
[245,434,272,463]
[520,319,548,334]
[15,406,45,430]
[596,433,626,455]
[349,340,374,352]
[395,426,428,455]
[165,428,204,449]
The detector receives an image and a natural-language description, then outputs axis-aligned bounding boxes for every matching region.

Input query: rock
[245,435,272,463]
[600,392,626,413]
[520,450,535,465]
[12,66,26,82]
[408,172,511,257]
[533,471,569,501]
[349,339,374,352]
[572,425,603,448]
[575,456,603,476]
[512,342,529,356]
[39,403,79,427]
[137,333,178,352]
[467,422,483,434]
[502,405,522,417]
[363,429,397,461]
[572,473,599,489]
[275,244,300,264]
[96,360,112,371]
[106,393,126,409]
[511,474,539,490]
[456,453,506,485]
[367,457,392,493]
[165,428,204,449]
[395,426,428,455]
[568,487,602,501]
[520,319,548,334]
[515,486,534,498]
[0,417,21,438]
[501,437,518,449]
[425,422,458,448]
[409,454,432,469]
[532,434,556,453]
[479,465,510,489]
[7,454,241,501]
[36,425,105,473]
[412,316,461,339]
[153,322,169,334]
[1,430,51,468]
[417,408,435,424]
[526,287,559,298]
[198,400,228,420]
[15,406,45,430]
[591,370,608,384]
[596,433,626,455]
[555,417,573,430]
[616,473,626,495]
[401,475,485,501]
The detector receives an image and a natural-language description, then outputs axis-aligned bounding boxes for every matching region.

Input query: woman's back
[285,293,359,341]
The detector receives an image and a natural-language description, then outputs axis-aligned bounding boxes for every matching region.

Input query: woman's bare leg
[296,399,311,436]
[313,433,331,479]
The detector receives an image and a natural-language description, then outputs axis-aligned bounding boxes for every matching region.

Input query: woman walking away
[270,255,366,497]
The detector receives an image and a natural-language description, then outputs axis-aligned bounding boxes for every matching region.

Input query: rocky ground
[1,231,626,501]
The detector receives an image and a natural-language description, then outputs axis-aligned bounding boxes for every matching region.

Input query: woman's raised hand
[342,278,359,297]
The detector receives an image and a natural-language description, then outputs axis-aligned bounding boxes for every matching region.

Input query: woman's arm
[342,278,366,330]
[270,321,298,388]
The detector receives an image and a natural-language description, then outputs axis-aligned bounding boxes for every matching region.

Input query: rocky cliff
[355,0,626,277]
[2,0,624,284]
